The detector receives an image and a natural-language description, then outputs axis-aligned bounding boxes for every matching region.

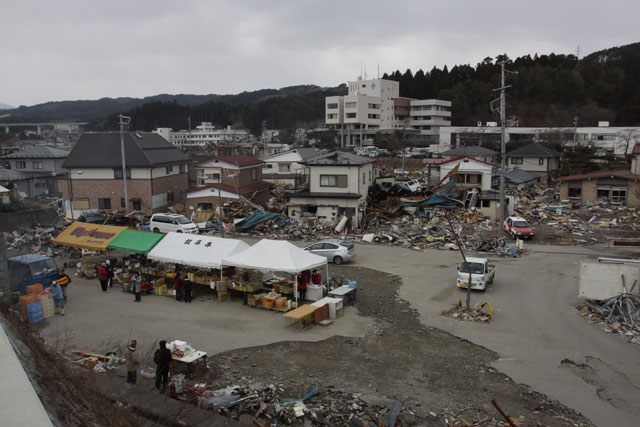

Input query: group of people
[173,272,192,303]
[296,269,322,302]
[98,260,115,293]
[123,339,172,393]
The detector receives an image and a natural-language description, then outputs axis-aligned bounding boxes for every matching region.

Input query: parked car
[396,179,423,193]
[303,239,356,265]
[503,216,534,240]
[456,257,495,291]
[393,168,409,175]
[149,213,198,234]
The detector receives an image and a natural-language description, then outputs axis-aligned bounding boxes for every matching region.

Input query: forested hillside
[3,42,639,133]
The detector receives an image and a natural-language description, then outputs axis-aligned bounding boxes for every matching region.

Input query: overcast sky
[1,0,638,107]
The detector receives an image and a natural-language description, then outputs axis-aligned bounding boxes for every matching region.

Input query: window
[368,114,380,119]
[197,202,213,210]
[121,198,126,208]
[611,188,627,204]
[132,199,141,210]
[16,161,26,169]
[179,164,186,173]
[166,166,174,174]
[327,103,338,109]
[511,157,523,165]
[367,103,380,109]
[327,114,337,119]
[320,175,348,187]
[538,158,545,165]
[481,199,491,208]
[279,164,290,173]
[167,192,174,204]
[345,102,357,108]
[251,168,258,181]
[368,170,371,182]
[98,198,111,209]
[114,168,131,179]
[568,187,582,198]
[32,160,43,169]
[362,172,365,185]
[346,113,356,119]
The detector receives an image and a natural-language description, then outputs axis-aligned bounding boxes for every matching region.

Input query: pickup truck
[8,254,60,297]
[456,257,495,291]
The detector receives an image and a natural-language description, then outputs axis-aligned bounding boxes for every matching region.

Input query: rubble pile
[3,225,62,257]
[577,290,640,344]
[442,300,493,322]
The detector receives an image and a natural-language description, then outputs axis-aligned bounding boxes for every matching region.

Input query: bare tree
[617,129,640,161]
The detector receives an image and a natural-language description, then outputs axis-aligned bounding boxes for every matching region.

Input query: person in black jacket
[153,340,172,392]
[183,278,192,303]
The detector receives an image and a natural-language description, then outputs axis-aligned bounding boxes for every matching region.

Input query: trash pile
[3,225,61,257]
[577,289,640,344]
[442,300,493,323]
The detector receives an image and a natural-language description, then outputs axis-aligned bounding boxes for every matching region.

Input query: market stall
[53,221,127,251]
[221,239,329,306]
[147,232,249,269]
[107,229,164,254]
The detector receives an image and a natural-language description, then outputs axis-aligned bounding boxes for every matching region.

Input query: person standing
[174,272,183,302]
[106,260,115,288]
[99,263,108,292]
[56,268,72,302]
[153,340,172,393]
[125,340,140,385]
[297,273,307,302]
[311,269,322,285]
[132,271,141,302]
[183,277,192,303]
[49,280,65,316]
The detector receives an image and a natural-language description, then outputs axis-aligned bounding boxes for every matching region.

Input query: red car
[503,216,534,239]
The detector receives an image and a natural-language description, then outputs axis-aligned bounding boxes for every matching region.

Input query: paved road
[350,242,640,427]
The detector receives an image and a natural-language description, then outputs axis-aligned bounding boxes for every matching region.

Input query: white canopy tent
[221,239,328,274]
[147,232,250,269]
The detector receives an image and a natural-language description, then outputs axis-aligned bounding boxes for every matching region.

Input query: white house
[439,156,493,191]
[154,122,253,149]
[262,148,319,188]
[288,152,375,228]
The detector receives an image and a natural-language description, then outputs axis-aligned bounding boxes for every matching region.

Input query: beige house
[288,152,374,228]
[631,143,640,174]
[505,142,561,182]
[261,148,319,188]
[558,171,640,206]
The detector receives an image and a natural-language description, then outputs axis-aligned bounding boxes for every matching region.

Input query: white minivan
[149,213,198,234]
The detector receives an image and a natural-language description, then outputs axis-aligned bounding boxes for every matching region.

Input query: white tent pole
[294,273,298,305]
[325,261,329,287]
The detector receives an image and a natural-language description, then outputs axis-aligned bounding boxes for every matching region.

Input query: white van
[149,213,198,234]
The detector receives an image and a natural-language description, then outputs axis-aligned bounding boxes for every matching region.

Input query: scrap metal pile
[577,281,640,344]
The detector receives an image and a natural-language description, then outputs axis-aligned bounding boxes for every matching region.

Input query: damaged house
[288,152,374,228]
[261,148,319,188]
[558,171,640,206]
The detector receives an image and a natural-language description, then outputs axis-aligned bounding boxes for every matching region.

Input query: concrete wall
[579,261,640,300]
[0,208,58,232]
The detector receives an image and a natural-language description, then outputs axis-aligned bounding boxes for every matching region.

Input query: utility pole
[492,61,517,236]
[573,115,579,149]
[118,114,131,211]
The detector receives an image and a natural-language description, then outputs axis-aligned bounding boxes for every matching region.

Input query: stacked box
[275,297,288,309]
[218,293,230,302]
[26,283,44,295]
[27,302,44,324]
[155,284,167,295]
[247,294,261,306]
[19,294,40,321]
[262,297,275,309]
[38,294,55,319]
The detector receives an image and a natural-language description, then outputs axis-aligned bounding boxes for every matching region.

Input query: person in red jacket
[174,272,183,301]
[297,273,307,302]
[311,269,322,285]
[98,263,109,293]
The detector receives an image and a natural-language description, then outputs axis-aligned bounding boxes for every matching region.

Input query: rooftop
[506,142,561,158]
[556,171,640,182]
[442,146,498,157]
[215,155,263,167]
[1,146,69,159]
[63,133,190,168]
[303,151,374,166]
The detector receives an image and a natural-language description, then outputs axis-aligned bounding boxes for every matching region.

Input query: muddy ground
[203,265,592,426]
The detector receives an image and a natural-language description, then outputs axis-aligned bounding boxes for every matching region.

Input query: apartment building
[154,122,253,149]
[325,76,451,147]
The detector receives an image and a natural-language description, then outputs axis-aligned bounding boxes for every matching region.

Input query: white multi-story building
[325,77,451,147]
[439,124,640,156]
[154,122,253,149]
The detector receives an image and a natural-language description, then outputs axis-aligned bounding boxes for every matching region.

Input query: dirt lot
[204,265,591,426]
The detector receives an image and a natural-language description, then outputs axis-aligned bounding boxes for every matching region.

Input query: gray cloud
[1,0,638,106]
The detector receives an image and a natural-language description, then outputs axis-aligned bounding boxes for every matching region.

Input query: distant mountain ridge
[0,102,13,110]
[0,85,324,122]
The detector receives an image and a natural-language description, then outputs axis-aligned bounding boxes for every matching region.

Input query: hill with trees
[2,42,639,134]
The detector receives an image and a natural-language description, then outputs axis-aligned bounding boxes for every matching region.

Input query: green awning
[107,229,165,254]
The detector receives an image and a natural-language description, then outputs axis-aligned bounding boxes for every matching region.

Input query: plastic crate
[26,284,44,295]
[27,302,44,323]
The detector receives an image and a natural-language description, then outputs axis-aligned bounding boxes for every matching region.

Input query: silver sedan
[303,240,356,265]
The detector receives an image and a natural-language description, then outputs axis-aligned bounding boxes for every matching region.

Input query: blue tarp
[235,212,287,230]
[402,194,461,207]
